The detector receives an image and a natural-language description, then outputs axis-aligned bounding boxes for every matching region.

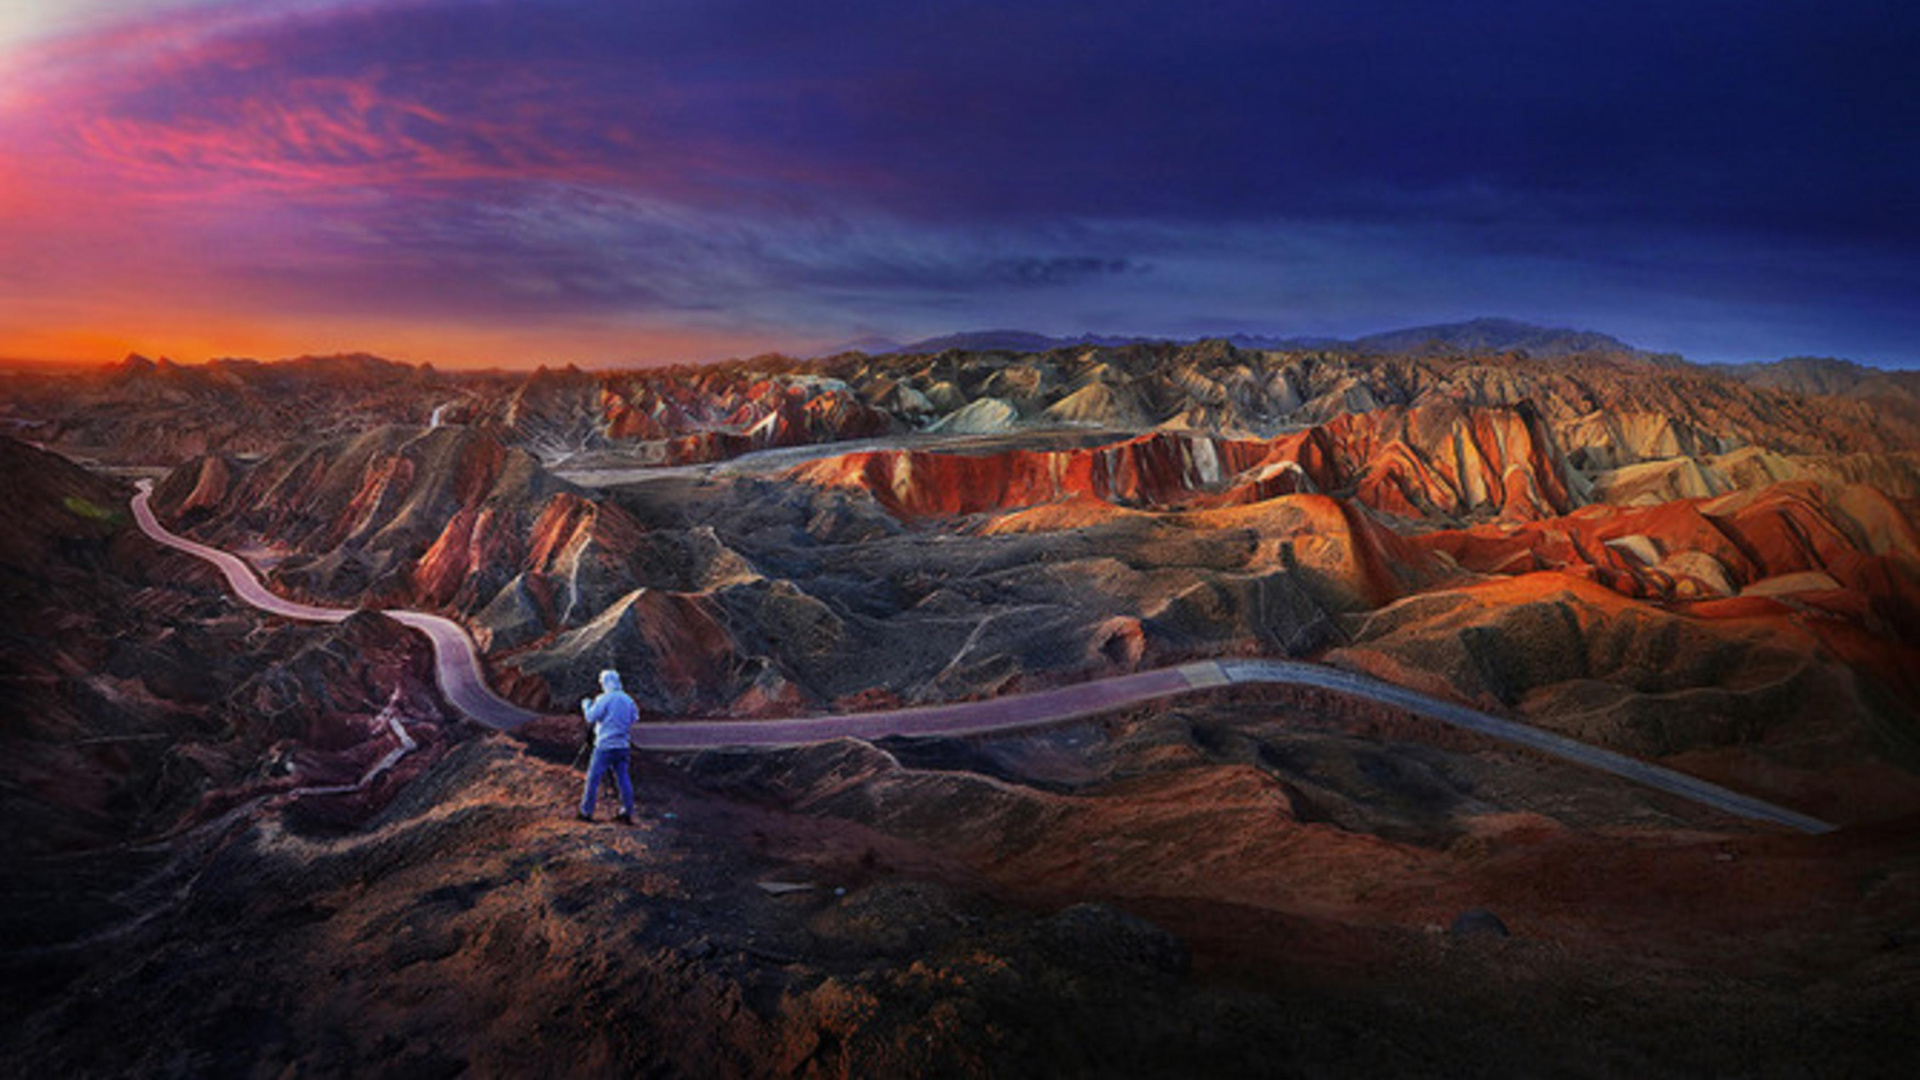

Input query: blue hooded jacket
[582,669,639,749]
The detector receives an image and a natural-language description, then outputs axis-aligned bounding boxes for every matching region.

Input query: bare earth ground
[5,682,1917,1078]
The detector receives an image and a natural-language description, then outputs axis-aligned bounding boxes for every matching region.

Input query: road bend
[133,481,538,728]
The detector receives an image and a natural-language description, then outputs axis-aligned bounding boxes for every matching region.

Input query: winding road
[131,481,1836,834]
[132,482,541,729]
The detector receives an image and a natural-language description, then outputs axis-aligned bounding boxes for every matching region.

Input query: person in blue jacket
[577,669,638,823]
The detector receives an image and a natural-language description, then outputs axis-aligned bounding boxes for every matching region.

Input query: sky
[0,0,1916,369]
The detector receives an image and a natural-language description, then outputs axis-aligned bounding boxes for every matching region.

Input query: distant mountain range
[813,317,1655,361]
[9,320,1906,391]
[1343,317,1647,358]
[805,319,1920,395]
[817,329,1171,356]
[1722,355,1920,402]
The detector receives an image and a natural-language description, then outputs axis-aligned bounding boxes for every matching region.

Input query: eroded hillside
[121,340,1920,831]
[6,333,1920,1077]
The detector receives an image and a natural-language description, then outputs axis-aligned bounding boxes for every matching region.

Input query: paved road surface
[131,482,1835,834]
[556,426,1144,487]
[131,482,352,624]
[134,482,539,728]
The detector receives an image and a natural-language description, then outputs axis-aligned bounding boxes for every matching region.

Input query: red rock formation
[525,491,601,572]
[1238,402,1579,522]
[507,586,767,715]
[330,452,417,549]
[616,589,741,707]
[1183,494,1437,610]
[411,505,489,606]
[789,431,1273,517]
[653,379,895,464]
[1088,615,1148,670]
[1412,480,1920,642]
[157,427,658,638]
[605,402,668,439]
[410,487,654,634]
[794,403,1578,524]
[175,454,233,516]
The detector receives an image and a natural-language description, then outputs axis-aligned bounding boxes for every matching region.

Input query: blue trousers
[580,746,634,817]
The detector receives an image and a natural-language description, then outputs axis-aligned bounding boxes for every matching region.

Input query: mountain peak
[1350,318,1640,358]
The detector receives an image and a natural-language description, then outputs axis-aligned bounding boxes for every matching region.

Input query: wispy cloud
[1,0,1916,365]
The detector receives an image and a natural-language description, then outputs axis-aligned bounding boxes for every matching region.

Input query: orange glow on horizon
[0,315,804,370]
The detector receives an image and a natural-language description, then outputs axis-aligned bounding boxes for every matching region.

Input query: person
[577,669,638,824]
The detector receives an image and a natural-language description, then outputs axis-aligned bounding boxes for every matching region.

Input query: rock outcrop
[793,401,1583,524]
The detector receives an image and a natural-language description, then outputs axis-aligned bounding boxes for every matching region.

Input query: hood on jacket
[599,669,622,692]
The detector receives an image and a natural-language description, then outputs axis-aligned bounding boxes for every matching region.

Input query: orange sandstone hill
[788,400,1581,523]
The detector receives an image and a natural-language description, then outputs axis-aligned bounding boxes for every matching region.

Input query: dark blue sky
[1,0,1916,366]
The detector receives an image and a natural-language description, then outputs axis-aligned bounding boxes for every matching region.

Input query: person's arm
[583,694,611,726]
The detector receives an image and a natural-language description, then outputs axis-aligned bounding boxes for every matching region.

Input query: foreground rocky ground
[5,690,1918,1077]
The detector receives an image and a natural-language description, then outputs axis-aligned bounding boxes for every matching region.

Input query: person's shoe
[575,810,593,822]
[613,811,634,825]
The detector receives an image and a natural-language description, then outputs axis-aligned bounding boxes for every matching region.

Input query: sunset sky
[1,1,1916,368]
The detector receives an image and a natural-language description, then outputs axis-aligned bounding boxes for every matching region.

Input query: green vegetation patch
[63,494,123,525]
